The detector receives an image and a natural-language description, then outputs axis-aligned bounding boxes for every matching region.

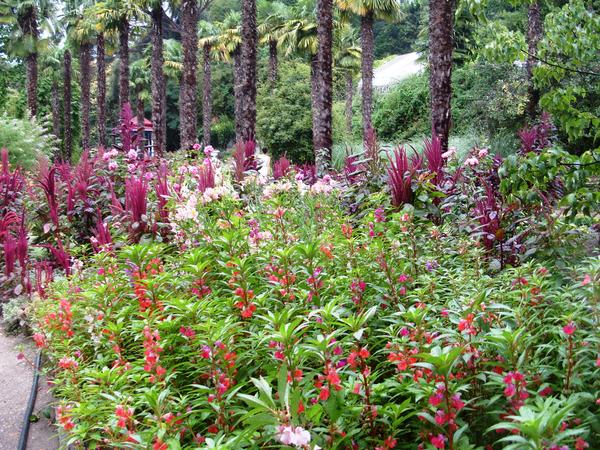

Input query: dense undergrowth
[1,108,599,449]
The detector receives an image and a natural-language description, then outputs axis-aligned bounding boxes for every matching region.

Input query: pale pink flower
[464,157,479,167]
[441,147,456,159]
[277,425,311,447]
[478,148,489,158]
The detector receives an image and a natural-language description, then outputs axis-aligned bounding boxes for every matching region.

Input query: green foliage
[0,113,56,169]
[500,147,600,218]
[210,116,235,150]
[372,73,430,143]
[475,0,600,152]
[373,2,422,58]
[536,1,600,150]
[257,61,313,163]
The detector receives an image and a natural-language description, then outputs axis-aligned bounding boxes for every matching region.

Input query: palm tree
[178,0,200,150]
[0,0,53,117]
[278,6,319,158]
[429,0,455,152]
[131,58,151,147]
[149,0,166,155]
[313,0,334,169]
[40,46,63,139]
[526,1,543,121]
[239,0,258,142]
[63,48,73,162]
[95,0,145,109]
[334,24,361,135]
[96,29,107,148]
[214,12,242,140]
[258,1,289,84]
[68,3,97,151]
[198,21,220,147]
[337,0,402,140]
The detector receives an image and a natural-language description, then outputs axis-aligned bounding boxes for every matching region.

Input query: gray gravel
[0,329,58,450]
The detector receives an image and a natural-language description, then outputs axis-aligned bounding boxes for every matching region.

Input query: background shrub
[0,113,57,169]
[257,61,313,163]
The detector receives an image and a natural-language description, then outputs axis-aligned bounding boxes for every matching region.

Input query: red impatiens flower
[153,438,168,450]
[563,322,576,335]
[430,433,446,449]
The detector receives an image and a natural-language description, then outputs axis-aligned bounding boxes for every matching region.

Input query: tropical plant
[336,0,403,142]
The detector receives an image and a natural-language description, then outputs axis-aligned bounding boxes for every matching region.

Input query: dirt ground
[0,329,58,450]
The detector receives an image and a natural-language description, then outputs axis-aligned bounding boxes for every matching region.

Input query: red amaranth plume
[387,146,415,207]
[424,134,444,188]
[273,156,291,180]
[125,175,148,242]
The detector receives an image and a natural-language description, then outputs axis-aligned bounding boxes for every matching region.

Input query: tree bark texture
[429,0,455,153]
[526,1,543,122]
[97,33,107,148]
[233,49,242,142]
[239,0,258,142]
[63,50,72,163]
[345,72,354,135]
[79,43,92,151]
[360,11,374,140]
[313,0,334,169]
[202,44,212,147]
[151,6,166,156]
[179,0,199,150]
[118,18,130,109]
[51,78,60,139]
[18,6,38,117]
[137,88,145,149]
[268,39,278,84]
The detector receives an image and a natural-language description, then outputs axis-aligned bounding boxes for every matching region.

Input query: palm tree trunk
[313,0,333,171]
[51,78,60,139]
[63,50,73,163]
[202,44,212,147]
[18,6,38,117]
[233,49,242,142]
[136,88,145,150]
[239,0,258,142]
[268,39,278,84]
[180,0,199,150]
[118,18,130,109]
[526,1,543,122]
[151,6,166,156]
[345,72,353,135]
[310,54,318,157]
[429,0,455,153]
[79,43,92,151]
[97,33,107,148]
[360,11,374,140]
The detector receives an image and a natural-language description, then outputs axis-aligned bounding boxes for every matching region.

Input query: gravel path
[359,52,425,91]
[0,329,58,450]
